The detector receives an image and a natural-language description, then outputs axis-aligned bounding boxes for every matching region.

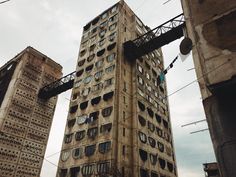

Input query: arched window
[79,49,86,57]
[95,59,104,68]
[156,127,163,138]
[76,69,84,77]
[157,141,164,152]
[72,148,83,159]
[85,64,94,73]
[87,54,95,62]
[162,119,169,129]
[83,75,93,84]
[94,70,103,81]
[155,114,162,124]
[147,122,155,132]
[70,105,78,114]
[107,53,116,62]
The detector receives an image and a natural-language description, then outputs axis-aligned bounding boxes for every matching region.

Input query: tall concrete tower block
[57,1,178,177]
[181,1,236,177]
[0,47,62,177]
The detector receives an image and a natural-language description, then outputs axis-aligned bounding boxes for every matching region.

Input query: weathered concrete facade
[181,1,236,177]
[0,47,62,177]
[57,1,177,177]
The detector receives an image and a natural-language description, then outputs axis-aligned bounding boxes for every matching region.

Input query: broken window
[100,123,112,133]
[83,75,93,84]
[85,144,96,157]
[67,119,76,128]
[94,70,103,81]
[140,168,149,177]
[102,106,113,117]
[103,91,114,101]
[138,115,146,127]
[61,150,70,162]
[147,107,154,118]
[158,158,166,169]
[77,115,87,125]
[70,166,80,177]
[78,59,85,67]
[138,131,147,143]
[138,101,145,111]
[87,127,98,139]
[139,149,148,162]
[75,130,86,141]
[80,101,88,110]
[81,164,95,176]
[64,134,73,144]
[70,105,78,114]
[107,42,116,51]
[72,147,83,159]
[99,141,111,154]
[97,161,110,174]
[107,53,116,62]
[76,69,84,77]
[91,96,101,105]
[148,137,156,148]
[150,154,158,165]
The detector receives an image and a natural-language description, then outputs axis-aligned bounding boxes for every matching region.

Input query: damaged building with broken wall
[181,0,236,177]
[57,1,178,177]
[0,46,62,177]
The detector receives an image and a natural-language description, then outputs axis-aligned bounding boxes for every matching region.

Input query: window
[87,127,98,139]
[76,69,84,77]
[81,164,95,176]
[92,17,99,25]
[150,154,158,165]
[72,148,83,159]
[107,53,116,62]
[92,83,103,92]
[89,44,96,52]
[90,35,96,42]
[109,32,116,41]
[85,144,96,157]
[91,96,101,106]
[146,83,152,92]
[123,128,125,136]
[75,130,86,141]
[107,42,116,51]
[59,169,68,177]
[82,32,89,40]
[101,12,108,19]
[99,29,106,38]
[97,161,110,174]
[151,171,158,177]
[87,54,95,62]
[94,70,103,81]
[70,167,80,177]
[137,76,144,85]
[78,59,85,67]
[83,23,91,31]
[99,141,111,154]
[111,5,117,13]
[80,101,88,110]
[100,20,108,29]
[105,65,115,73]
[157,141,164,152]
[81,40,88,48]
[72,92,80,100]
[97,49,105,57]
[109,23,117,31]
[138,101,145,111]
[145,61,151,70]
[138,131,147,143]
[148,121,155,132]
[140,168,149,177]
[104,78,114,87]
[74,79,82,88]
[91,27,97,34]
[95,59,104,68]
[64,134,73,144]
[109,14,118,23]
[167,162,174,172]
[122,145,125,155]
[138,115,146,127]
[162,119,169,129]
[100,123,112,133]
[139,149,148,162]
[102,106,113,117]
[155,114,162,124]
[88,111,99,123]
[79,49,86,57]
[148,137,156,148]
[83,75,93,84]
[85,64,94,72]
[81,87,91,97]
[70,105,78,114]
[158,158,166,169]
[137,64,143,73]
[61,150,70,162]
[123,82,127,92]
[77,115,87,125]
[98,38,106,47]
[147,107,154,118]
[103,91,114,101]
[146,72,151,80]
[138,88,145,97]
[156,127,163,138]
[67,119,76,128]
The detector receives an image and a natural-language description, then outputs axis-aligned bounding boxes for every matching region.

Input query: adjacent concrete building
[57,1,177,177]
[0,46,62,177]
[181,1,236,177]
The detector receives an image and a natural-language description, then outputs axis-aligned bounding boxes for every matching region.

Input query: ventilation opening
[75,130,85,141]
[76,69,84,77]
[140,168,149,177]
[91,96,101,105]
[84,23,91,31]
[85,64,94,72]
[92,17,100,25]
[147,107,154,118]
[155,114,162,123]
[103,91,114,101]
[80,101,88,110]
[97,49,105,57]
[138,101,145,111]
[70,167,80,177]
[159,158,166,169]
[67,119,76,128]
[139,149,148,162]
[107,42,116,51]
[70,105,78,114]
[148,137,156,148]
[138,115,146,127]
[167,162,174,172]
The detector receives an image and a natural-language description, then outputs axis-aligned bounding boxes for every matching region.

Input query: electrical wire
[0,0,10,4]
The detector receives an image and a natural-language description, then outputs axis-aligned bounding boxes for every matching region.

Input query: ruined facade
[0,47,62,177]
[57,1,177,177]
[181,1,236,177]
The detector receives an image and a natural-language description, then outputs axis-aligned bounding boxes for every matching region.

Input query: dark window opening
[138,131,147,143]
[138,101,145,111]
[148,137,156,148]
[150,154,158,165]
[64,134,73,144]
[159,85,164,93]
[70,105,78,114]
[163,119,169,129]
[91,27,97,34]
[103,91,114,101]
[155,114,162,124]
[107,42,116,51]
[102,106,113,117]
[167,162,174,172]
[60,169,68,177]
[139,149,148,162]
[87,127,98,139]
[156,127,163,138]
[97,49,105,57]
[159,158,166,169]
[80,49,86,57]
[87,54,95,62]
[97,161,110,174]
[70,167,80,177]
[67,119,76,128]
[148,122,155,132]
[157,141,164,152]
[78,59,85,67]
[80,101,88,110]
[89,44,96,52]
[88,111,99,124]
[92,17,100,25]
[91,96,101,106]
[145,61,151,70]
[99,141,111,154]
[81,164,95,176]
[140,168,149,177]
[122,145,125,155]
[75,130,86,141]
[152,69,157,77]
[83,23,91,31]
[100,123,112,133]
[85,144,96,157]
[76,69,84,77]
[138,115,146,127]
[85,64,94,72]
[151,171,159,177]
[77,115,87,125]
[147,107,154,118]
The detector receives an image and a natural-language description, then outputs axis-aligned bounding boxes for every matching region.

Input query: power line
[0,0,10,4]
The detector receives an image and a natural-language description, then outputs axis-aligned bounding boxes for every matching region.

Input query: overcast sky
[0,0,216,177]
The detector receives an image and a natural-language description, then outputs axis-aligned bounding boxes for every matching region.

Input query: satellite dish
[180,37,193,55]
